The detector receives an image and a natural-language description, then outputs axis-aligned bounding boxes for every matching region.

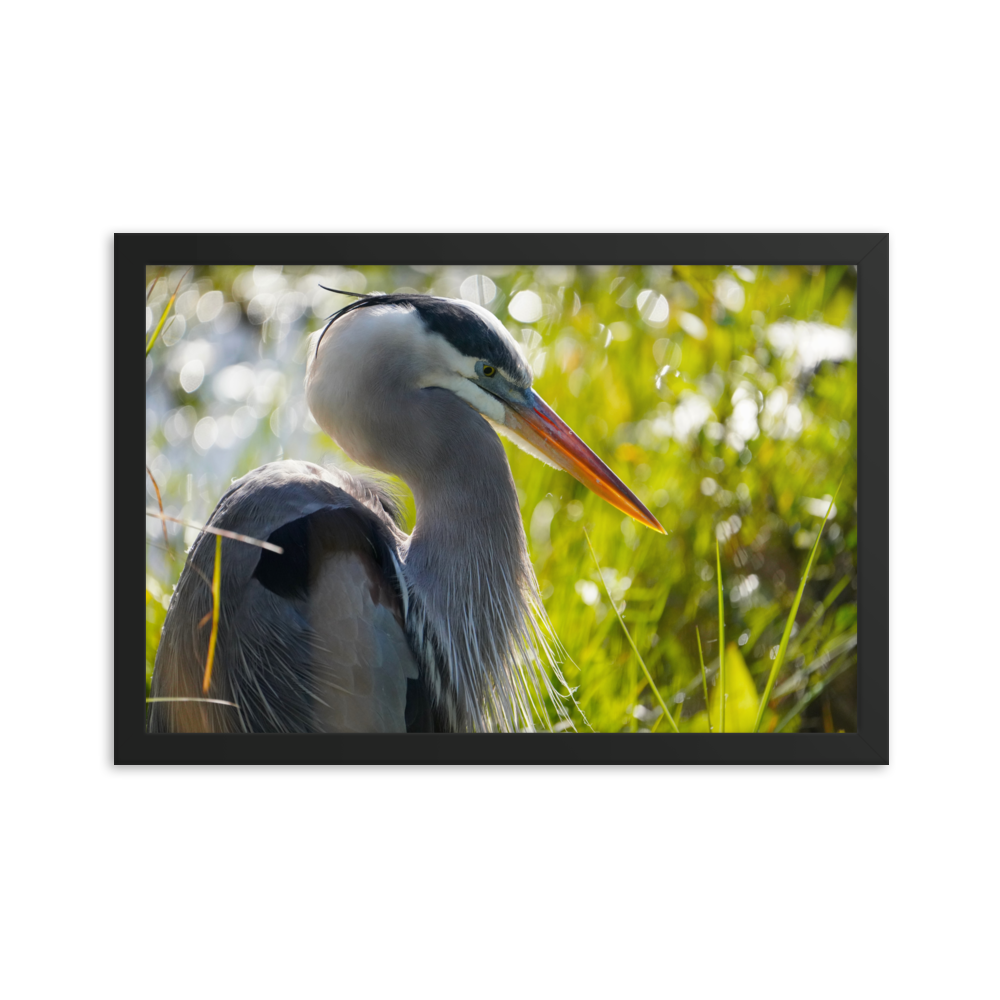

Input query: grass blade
[790,573,851,650]
[649,702,665,733]
[772,652,854,733]
[146,696,241,712]
[145,465,169,550]
[145,509,284,553]
[145,299,172,357]
[752,487,840,732]
[696,626,713,733]
[145,266,190,357]
[717,538,725,734]
[201,535,222,693]
[584,527,679,733]
[649,689,685,733]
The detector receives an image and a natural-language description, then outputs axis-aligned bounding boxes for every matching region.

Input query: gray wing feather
[308,552,417,732]
[148,460,416,734]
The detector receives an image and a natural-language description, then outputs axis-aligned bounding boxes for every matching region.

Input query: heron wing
[148,461,421,734]
[307,549,418,732]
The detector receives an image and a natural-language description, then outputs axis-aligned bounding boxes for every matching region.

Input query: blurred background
[145,263,857,733]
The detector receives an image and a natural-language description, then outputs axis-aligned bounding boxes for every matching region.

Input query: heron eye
[482,365,495,377]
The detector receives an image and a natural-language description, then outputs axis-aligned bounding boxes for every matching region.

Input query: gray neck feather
[391,389,557,731]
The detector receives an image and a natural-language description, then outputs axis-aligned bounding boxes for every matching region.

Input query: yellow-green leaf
[709,643,759,733]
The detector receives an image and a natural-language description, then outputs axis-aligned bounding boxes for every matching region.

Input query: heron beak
[503,390,665,534]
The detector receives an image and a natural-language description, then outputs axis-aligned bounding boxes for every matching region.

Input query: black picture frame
[114,233,889,764]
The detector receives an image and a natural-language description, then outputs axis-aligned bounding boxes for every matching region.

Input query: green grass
[752,488,839,732]
[695,627,712,733]
[716,539,725,733]
[585,527,679,733]
[145,267,189,357]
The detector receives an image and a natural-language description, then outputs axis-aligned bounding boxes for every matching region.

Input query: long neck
[394,389,546,731]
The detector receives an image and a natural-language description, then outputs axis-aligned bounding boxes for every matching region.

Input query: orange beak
[504,390,665,534]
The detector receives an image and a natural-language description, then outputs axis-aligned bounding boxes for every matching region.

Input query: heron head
[307,292,664,534]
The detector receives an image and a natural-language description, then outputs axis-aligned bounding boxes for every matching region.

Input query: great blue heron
[148,291,663,733]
